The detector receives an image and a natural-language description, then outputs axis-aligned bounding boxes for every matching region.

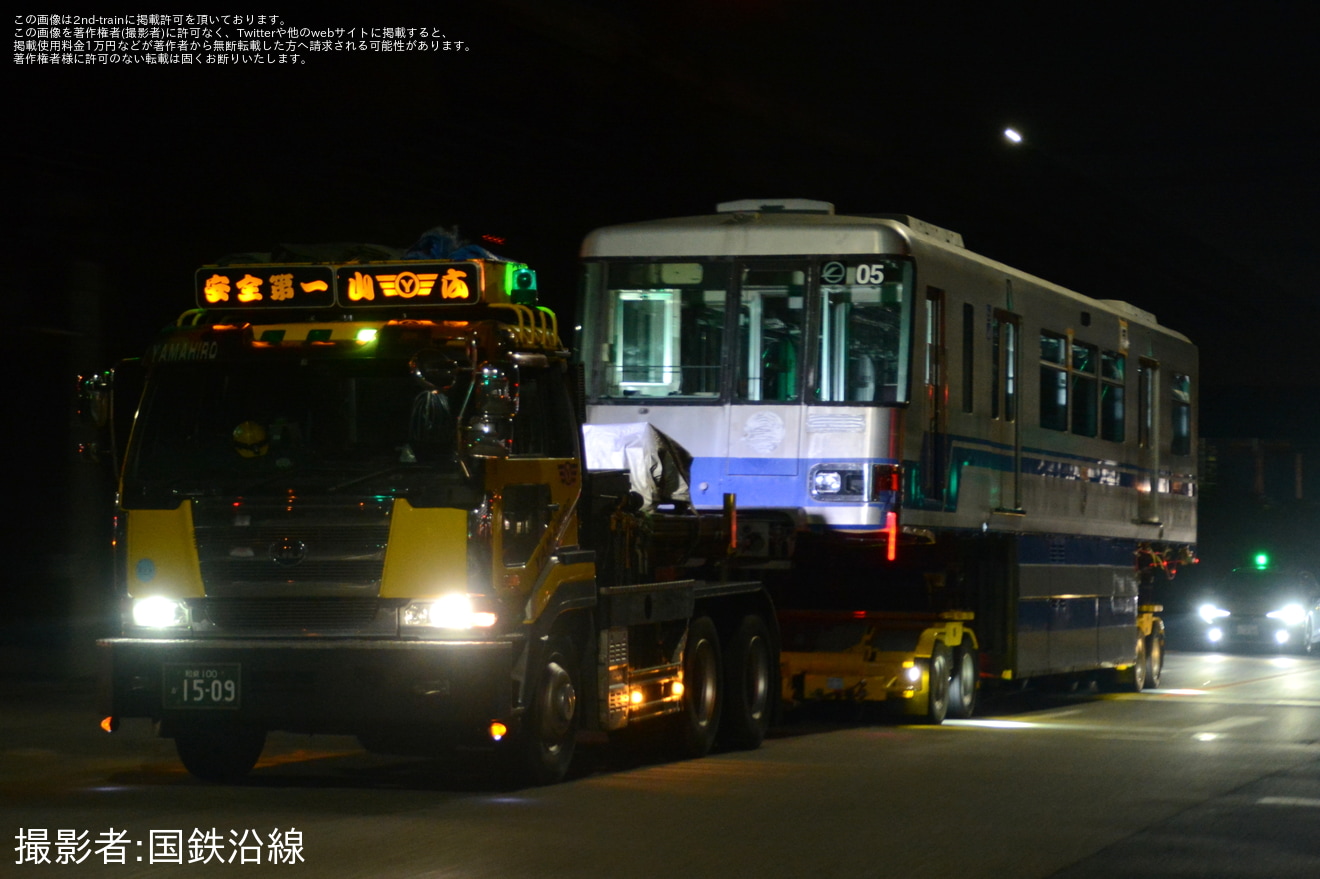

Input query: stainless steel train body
[578,199,1196,682]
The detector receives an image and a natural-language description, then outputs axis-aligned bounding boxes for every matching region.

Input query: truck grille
[198,598,384,633]
[193,499,391,597]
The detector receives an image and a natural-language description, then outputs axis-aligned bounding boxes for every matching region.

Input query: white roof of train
[581,199,1188,341]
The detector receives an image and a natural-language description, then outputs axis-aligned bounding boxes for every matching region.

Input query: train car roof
[581,200,1191,343]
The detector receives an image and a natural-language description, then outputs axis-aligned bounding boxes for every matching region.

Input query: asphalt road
[4,650,1318,878]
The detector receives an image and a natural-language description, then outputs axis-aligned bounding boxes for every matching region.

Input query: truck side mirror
[76,371,113,428]
[410,348,463,391]
[465,363,517,459]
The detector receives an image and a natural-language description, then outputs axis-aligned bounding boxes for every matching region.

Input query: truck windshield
[124,356,473,502]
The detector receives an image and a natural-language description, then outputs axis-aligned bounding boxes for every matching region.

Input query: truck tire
[947,641,978,719]
[920,642,951,725]
[718,614,775,750]
[519,635,580,785]
[174,725,266,782]
[677,616,722,757]
[1145,633,1164,689]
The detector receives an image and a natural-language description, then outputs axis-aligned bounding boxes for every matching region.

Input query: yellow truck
[87,252,777,784]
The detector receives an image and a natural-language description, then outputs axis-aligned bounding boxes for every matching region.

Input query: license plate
[163,663,241,709]
[1235,624,1259,637]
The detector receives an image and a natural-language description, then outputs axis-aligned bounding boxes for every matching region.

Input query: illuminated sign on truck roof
[194,260,536,309]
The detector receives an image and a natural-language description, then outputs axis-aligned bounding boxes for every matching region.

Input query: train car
[578,199,1196,712]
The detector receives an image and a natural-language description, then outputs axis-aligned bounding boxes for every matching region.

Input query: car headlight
[131,596,189,628]
[1198,604,1231,624]
[1267,604,1307,627]
[401,594,498,630]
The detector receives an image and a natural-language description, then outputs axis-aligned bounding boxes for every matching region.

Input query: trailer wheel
[1144,633,1165,689]
[174,725,266,782]
[520,635,580,785]
[677,616,723,757]
[719,614,775,750]
[947,642,978,719]
[921,642,951,725]
[1117,635,1148,693]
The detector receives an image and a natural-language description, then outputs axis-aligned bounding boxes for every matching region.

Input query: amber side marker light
[100,716,119,733]
[488,721,508,742]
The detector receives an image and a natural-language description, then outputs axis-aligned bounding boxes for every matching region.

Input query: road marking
[1184,716,1267,733]
[1257,797,1320,808]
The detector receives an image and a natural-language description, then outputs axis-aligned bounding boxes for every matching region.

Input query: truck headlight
[402,594,498,630]
[131,596,189,628]
[1267,604,1307,627]
[1198,604,1230,624]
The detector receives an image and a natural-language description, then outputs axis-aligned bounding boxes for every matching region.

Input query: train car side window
[1100,351,1125,441]
[1040,334,1122,441]
[1070,341,1099,437]
[1039,331,1068,431]
[1171,372,1192,456]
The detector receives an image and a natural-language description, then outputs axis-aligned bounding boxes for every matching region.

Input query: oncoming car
[1193,566,1320,654]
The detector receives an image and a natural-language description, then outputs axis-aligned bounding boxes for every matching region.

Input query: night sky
[8,1,1319,647]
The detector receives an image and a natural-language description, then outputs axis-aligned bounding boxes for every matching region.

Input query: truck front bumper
[98,637,516,739]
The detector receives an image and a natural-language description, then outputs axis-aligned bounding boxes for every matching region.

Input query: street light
[1003,127,1023,144]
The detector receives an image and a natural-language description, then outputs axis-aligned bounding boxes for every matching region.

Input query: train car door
[989,308,1022,513]
[920,288,948,507]
[727,262,807,490]
[1137,358,1161,524]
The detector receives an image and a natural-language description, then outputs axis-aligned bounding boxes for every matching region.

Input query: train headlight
[402,594,498,630]
[813,470,842,494]
[1198,604,1230,624]
[1266,604,1307,627]
[131,596,188,628]
[809,466,864,500]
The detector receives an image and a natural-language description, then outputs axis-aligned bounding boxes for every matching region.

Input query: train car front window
[596,261,731,399]
[815,258,913,404]
[737,266,806,402]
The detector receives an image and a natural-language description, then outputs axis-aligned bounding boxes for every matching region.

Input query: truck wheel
[520,635,580,785]
[677,616,723,757]
[1145,633,1164,689]
[947,642,978,719]
[718,614,774,750]
[921,642,951,725]
[174,725,266,782]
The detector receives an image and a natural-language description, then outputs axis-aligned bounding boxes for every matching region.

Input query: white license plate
[163,663,241,709]
[1235,624,1259,637]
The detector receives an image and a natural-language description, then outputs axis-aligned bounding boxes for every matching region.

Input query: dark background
[9,1,1318,675]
